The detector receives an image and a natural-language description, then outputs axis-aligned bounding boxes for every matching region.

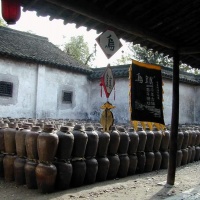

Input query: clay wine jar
[160,128,170,151]
[0,154,4,178]
[3,154,17,182]
[137,126,147,152]
[181,148,188,165]
[191,128,197,147]
[145,152,155,172]
[177,128,184,150]
[187,146,192,163]
[153,127,162,152]
[187,127,193,147]
[117,126,130,155]
[107,154,120,179]
[72,124,88,158]
[160,151,169,169]
[25,160,38,189]
[194,146,200,161]
[56,126,74,160]
[145,127,154,152]
[25,126,41,160]
[71,159,86,187]
[181,127,189,149]
[127,128,139,154]
[118,155,130,178]
[194,127,200,146]
[4,127,17,154]
[36,163,57,193]
[96,128,110,157]
[14,157,26,185]
[85,126,99,158]
[153,151,162,170]
[0,124,8,153]
[15,125,31,157]
[176,150,183,167]
[96,156,110,182]
[128,154,138,175]
[190,146,196,163]
[54,160,72,190]
[85,158,98,184]
[136,151,146,173]
[107,126,120,155]
[37,124,59,163]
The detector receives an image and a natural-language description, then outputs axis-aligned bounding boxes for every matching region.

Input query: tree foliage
[63,35,95,66]
[116,43,200,74]
[0,18,7,27]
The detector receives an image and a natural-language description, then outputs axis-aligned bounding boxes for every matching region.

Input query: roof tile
[0,26,92,74]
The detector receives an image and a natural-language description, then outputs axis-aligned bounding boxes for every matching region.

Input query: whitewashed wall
[194,86,200,124]
[36,65,90,119]
[0,58,198,124]
[0,59,37,118]
[89,77,197,125]
[89,78,130,123]
[0,58,90,119]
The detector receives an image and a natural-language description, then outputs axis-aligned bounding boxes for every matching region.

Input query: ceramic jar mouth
[73,124,85,131]
[31,126,41,132]
[137,126,144,131]
[60,126,71,132]
[43,127,55,132]
[85,126,94,131]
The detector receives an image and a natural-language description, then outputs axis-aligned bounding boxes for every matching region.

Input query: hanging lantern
[1,0,21,25]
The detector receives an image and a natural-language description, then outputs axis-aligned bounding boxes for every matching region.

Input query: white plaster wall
[179,83,195,124]
[162,79,172,125]
[0,59,37,118]
[0,58,197,124]
[36,66,90,119]
[0,59,90,120]
[162,80,195,125]
[90,76,196,125]
[193,86,200,124]
[89,78,130,123]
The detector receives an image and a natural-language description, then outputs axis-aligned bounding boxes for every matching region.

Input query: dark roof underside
[20,0,200,69]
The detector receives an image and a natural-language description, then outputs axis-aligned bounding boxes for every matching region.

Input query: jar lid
[73,124,85,131]
[85,126,94,131]
[60,126,71,132]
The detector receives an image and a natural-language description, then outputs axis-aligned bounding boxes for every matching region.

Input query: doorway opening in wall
[0,81,13,97]
[62,91,73,104]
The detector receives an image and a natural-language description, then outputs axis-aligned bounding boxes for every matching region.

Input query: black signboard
[130,60,165,125]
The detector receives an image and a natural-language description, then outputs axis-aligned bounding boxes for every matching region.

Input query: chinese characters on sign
[96,30,119,128]
[96,30,122,59]
[105,35,115,51]
[130,60,165,125]
[100,65,115,98]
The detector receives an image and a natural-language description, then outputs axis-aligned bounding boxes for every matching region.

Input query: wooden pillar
[167,50,179,185]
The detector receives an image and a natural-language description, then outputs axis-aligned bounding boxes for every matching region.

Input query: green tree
[0,18,7,27]
[116,43,173,67]
[63,35,95,66]
[116,43,199,74]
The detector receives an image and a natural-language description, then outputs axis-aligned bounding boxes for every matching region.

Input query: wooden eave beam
[179,46,200,55]
[46,0,177,50]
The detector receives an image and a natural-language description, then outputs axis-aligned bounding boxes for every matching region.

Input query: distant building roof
[0,26,199,85]
[0,26,92,74]
[89,64,200,85]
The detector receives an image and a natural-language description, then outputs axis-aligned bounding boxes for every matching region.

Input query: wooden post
[167,49,179,185]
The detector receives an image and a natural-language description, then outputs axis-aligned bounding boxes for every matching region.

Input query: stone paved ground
[0,161,200,200]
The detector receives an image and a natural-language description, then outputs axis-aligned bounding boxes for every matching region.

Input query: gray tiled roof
[0,26,199,85]
[89,65,200,85]
[0,26,92,74]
